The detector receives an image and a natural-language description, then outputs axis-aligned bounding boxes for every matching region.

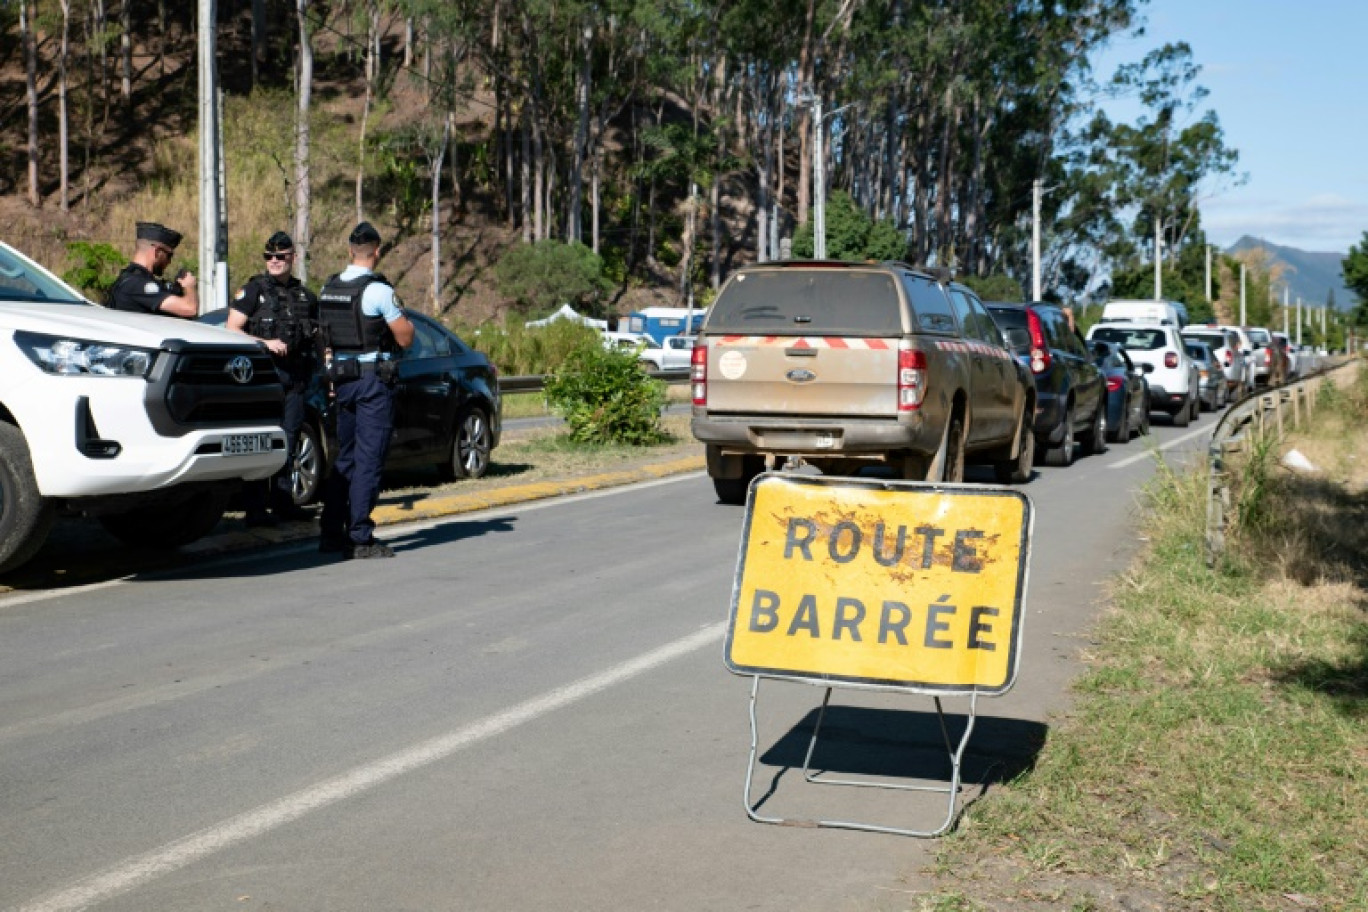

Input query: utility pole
[1283,286,1289,335]
[1032,179,1042,300]
[1204,244,1212,303]
[1296,297,1302,347]
[197,0,225,312]
[1239,263,1246,325]
[1153,215,1162,301]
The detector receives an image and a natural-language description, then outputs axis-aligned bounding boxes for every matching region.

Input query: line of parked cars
[686,265,1310,503]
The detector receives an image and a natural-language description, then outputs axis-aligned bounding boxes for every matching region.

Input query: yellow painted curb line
[370,454,706,526]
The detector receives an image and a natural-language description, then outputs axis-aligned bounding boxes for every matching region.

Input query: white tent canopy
[524,303,609,330]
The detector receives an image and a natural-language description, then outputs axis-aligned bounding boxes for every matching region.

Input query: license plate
[815,432,836,449]
[224,433,273,456]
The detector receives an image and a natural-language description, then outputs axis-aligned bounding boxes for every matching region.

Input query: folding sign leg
[743,676,979,837]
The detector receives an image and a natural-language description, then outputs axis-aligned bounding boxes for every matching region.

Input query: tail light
[691,343,708,406]
[1264,349,1272,366]
[898,346,927,411]
[1106,376,1123,393]
[1164,351,1179,369]
[1026,309,1051,374]
[1223,350,1233,366]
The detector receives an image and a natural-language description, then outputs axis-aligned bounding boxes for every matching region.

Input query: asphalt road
[0,413,1219,912]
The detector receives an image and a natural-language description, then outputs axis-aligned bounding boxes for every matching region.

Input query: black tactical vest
[317,272,394,355]
[245,275,313,351]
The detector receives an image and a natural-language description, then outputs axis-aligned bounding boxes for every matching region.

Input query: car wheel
[1191,392,1201,421]
[1108,404,1127,444]
[441,406,493,480]
[712,454,764,505]
[98,489,230,549]
[993,412,1034,484]
[291,422,324,506]
[1172,398,1191,427]
[1046,405,1075,467]
[941,415,966,483]
[0,422,56,576]
[1139,402,1151,436]
[1081,405,1108,456]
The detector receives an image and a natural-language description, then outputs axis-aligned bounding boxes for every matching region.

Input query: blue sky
[1090,0,1368,255]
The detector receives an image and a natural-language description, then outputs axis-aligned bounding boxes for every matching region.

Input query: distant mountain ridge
[1227,236,1354,310]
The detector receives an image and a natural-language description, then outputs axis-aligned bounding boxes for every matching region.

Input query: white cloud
[1202,194,1368,252]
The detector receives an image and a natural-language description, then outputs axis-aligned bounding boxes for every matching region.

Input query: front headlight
[13,330,157,378]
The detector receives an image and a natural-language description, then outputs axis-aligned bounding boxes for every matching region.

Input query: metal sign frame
[727,473,1033,837]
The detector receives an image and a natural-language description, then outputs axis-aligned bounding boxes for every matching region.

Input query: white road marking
[1107,425,1213,469]
[9,621,727,912]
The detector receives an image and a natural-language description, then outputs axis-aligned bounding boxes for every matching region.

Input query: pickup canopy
[706,269,905,336]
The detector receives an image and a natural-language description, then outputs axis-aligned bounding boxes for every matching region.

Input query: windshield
[1091,327,1166,351]
[1184,332,1226,351]
[1247,328,1271,346]
[0,245,88,305]
[708,269,903,336]
[1185,344,1210,361]
[986,307,1031,353]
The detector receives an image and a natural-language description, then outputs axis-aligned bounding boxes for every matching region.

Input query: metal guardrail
[1204,357,1359,566]
[499,369,690,394]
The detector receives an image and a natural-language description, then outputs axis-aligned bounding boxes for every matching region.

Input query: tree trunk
[567,21,591,244]
[21,0,40,208]
[520,109,532,243]
[251,0,265,87]
[591,151,601,256]
[795,0,818,227]
[120,0,132,105]
[295,0,314,282]
[158,0,167,78]
[59,0,72,211]
[431,115,451,309]
[95,0,109,133]
[403,16,413,68]
[355,2,377,224]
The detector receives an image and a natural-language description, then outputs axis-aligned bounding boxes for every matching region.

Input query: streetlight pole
[813,96,825,260]
[1032,179,1042,300]
[1239,264,1246,326]
[1296,296,1302,347]
[1205,244,1212,303]
[1153,215,1162,301]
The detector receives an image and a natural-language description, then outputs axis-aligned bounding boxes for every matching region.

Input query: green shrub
[494,239,610,315]
[543,341,667,445]
[456,318,600,376]
[62,241,126,299]
[791,190,908,262]
[960,273,1025,302]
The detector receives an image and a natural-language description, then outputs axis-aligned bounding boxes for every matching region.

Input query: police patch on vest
[144,281,161,294]
[235,288,246,300]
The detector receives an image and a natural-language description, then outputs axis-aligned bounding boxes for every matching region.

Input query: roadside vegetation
[916,364,1368,912]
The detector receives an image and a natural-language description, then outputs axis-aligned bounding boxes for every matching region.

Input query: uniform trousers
[320,372,395,546]
[244,365,307,515]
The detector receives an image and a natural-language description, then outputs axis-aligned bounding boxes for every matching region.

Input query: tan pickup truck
[689,261,1036,503]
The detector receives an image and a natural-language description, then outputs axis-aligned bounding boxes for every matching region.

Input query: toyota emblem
[226,355,254,384]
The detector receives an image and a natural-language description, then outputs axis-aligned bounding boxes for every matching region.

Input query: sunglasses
[263,251,293,261]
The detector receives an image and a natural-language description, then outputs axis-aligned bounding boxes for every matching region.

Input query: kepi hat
[136,222,182,249]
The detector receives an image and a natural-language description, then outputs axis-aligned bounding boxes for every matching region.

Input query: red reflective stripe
[791,338,812,349]
[827,337,849,349]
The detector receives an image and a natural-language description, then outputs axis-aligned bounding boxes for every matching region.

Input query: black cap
[264,231,294,253]
[348,221,381,246]
[136,221,183,249]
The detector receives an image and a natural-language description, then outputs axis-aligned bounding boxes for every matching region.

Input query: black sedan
[201,309,501,504]
[1089,339,1150,442]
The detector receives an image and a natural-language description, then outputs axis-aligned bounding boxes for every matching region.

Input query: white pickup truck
[0,241,286,575]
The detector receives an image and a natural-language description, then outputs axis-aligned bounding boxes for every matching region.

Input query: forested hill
[1,1,1243,323]
[1228,236,1354,311]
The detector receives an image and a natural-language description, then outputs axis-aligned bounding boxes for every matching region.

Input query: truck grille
[146,344,284,436]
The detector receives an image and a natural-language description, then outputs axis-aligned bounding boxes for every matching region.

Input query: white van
[1098,300,1188,328]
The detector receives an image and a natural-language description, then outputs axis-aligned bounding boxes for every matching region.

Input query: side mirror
[1092,341,1111,358]
[1140,363,1155,374]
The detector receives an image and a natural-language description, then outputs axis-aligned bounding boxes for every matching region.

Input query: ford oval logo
[227,355,254,384]
[786,369,817,383]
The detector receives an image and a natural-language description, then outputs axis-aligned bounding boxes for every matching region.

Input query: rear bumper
[691,412,939,459]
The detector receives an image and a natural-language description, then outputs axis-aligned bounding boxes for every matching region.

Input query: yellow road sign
[725,474,1032,695]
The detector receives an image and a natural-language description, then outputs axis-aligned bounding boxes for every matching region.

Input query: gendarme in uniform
[108,222,195,319]
[316,221,413,559]
[229,231,318,526]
